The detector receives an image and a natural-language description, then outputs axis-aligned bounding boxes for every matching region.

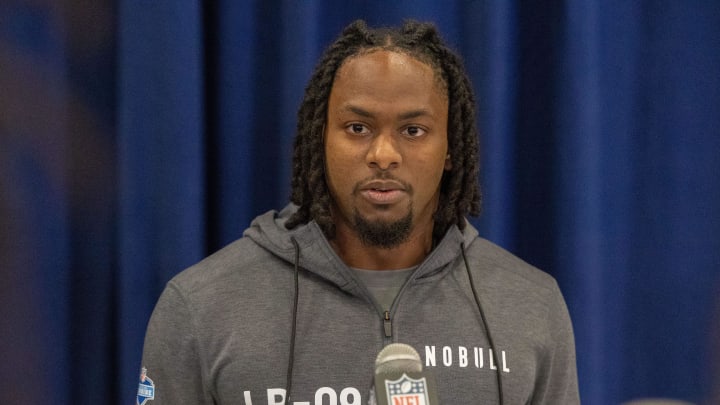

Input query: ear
[444,154,452,171]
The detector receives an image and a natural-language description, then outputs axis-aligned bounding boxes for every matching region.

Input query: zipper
[383,310,392,338]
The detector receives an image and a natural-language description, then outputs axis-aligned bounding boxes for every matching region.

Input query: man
[139,20,579,404]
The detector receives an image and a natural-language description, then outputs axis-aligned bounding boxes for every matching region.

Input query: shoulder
[462,236,561,300]
[460,236,575,351]
[167,236,289,301]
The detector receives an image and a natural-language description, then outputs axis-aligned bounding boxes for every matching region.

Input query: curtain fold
[117,0,206,401]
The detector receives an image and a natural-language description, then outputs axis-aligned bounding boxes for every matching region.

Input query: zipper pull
[383,310,392,338]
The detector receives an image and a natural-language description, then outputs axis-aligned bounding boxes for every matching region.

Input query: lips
[358,180,407,204]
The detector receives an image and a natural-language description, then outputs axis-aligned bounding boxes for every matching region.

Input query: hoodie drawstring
[286,237,300,404]
[285,238,502,404]
[461,242,504,405]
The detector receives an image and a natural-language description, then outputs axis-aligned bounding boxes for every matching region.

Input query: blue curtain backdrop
[1,1,719,404]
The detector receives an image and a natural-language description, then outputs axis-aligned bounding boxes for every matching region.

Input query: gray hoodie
[138,204,579,404]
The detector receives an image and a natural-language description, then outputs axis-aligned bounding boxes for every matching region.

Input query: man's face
[324,50,450,248]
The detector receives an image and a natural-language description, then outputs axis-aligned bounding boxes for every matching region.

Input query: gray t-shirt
[352,267,415,311]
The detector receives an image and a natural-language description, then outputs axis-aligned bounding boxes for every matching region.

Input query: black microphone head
[375,343,423,375]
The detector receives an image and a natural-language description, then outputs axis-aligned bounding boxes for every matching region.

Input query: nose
[366,132,401,170]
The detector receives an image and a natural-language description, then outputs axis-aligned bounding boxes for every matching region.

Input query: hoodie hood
[243,203,479,294]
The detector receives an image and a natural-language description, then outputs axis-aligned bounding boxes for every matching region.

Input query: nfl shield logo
[137,367,155,405]
[385,374,429,405]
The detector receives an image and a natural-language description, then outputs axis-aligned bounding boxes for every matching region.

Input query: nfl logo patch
[385,374,429,405]
[137,367,155,405]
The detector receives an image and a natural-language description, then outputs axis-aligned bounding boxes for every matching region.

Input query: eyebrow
[398,109,433,120]
[345,105,374,118]
[343,105,433,120]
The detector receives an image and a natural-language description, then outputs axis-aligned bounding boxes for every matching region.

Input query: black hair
[285,19,481,242]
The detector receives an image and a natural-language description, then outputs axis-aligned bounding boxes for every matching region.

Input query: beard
[352,204,413,249]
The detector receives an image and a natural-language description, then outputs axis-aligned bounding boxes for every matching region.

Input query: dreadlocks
[285,19,481,242]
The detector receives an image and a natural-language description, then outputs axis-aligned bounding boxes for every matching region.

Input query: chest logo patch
[137,367,155,405]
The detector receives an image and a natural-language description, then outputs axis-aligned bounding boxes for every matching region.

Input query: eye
[346,123,371,136]
[402,126,427,138]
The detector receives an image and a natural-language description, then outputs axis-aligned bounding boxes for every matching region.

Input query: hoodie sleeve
[138,282,213,404]
[532,282,581,404]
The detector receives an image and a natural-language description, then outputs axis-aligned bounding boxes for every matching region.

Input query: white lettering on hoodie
[424,345,510,373]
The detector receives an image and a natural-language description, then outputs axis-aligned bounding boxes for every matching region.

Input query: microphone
[371,343,439,405]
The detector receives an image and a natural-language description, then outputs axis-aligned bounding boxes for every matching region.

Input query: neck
[330,216,435,270]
